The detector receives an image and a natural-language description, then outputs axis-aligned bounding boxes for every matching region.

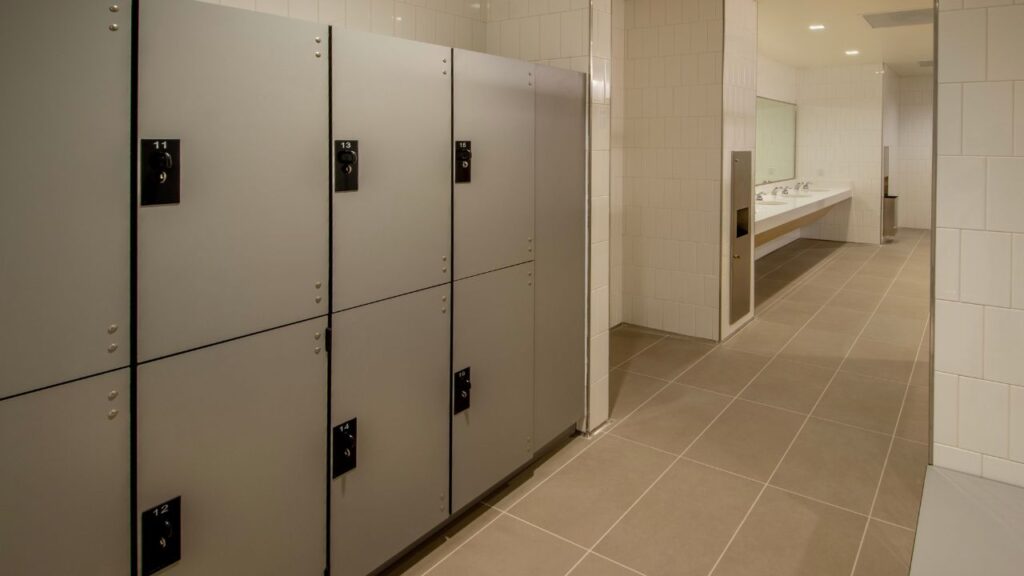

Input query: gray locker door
[332,31,451,311]
[452,263,535,511]
[0,370,130,575]
[453,50,535,280]
[0,0,130,397]
[533,66,587,449]
[138,319,326,575]
[137,0,329,361]
[331,286,450,576]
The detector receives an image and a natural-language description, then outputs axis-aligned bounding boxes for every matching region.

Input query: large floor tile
[612,384,731,454]
[830,289,884,313]
[860,313,927,348]
[485,434,592,510]
[566,554,639,576]
[771,418,890,513]
[610,327,664,367]
[784,283,838,306]
[676,348,770,396]
[596,459,761,576]
[807,306,872,335]
[723,320,800,357]
[755,278,791,307]
[508,434,674,548]
[842,337,917,384]
[740,358,836,414]
[896,385,929,443]
[617,336,715,381]
[853,521,915,576]
[777,328,857,370]
[607,370,666,423]
[383,505,503,576]
[844,275,893,295]
[427,514,584,576]
[685,400,805,481]
[813,371,907,434]
[877,295,930,321]
[711,488,866,576]
[756,299,821,327]
[873,439,928,529]
[805,269,854,290]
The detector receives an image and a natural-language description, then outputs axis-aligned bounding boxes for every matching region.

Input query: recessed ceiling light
[809,24,826,30]
[845,49,860,56]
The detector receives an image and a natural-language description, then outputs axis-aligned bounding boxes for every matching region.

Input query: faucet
[781,186,791,195]
[801,182,810,190]
[756,192,764,201]
[771,186,783,196]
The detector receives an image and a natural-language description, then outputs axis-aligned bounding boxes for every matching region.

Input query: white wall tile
[1016,82,1024,156]
[963,82,1014,156]
[961,230,1012,306]
[959,377,1010,456]
[589,331,609,385]
[937,83,963,156]
[1011,385,1024,462]
[988,6,1024,80]
[936,228,961,300]
[590,285,610,337]
[936,156,986,229]
[223,0,256,8]
[938,8,988,82]
[934,443,984,475]
[984,306,1024,386]
[982,455,1024,485]
[935,371,960,445]
[1013,234,1024,309]
[986,158,1024,233]
[289,0,318,20]
[935,299,985,378]
[256,0,289,15]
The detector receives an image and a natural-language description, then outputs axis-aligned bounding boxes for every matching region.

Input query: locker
[0,370,130,575]
[332,31,452,311]
[452,263,535,512]
[138,319,326,575]
[330,286,450,576]
[453,50,536,280]
[0,0,130,397]
[137,0,329,361]
[533,65,588,448]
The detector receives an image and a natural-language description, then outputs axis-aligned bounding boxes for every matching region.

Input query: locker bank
[0,1,587,574]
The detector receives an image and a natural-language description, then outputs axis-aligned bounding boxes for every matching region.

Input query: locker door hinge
[324,327,332,353]
[453,367,471,414]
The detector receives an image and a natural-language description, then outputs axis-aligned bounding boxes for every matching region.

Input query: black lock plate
[141,139,181,206]
[455,141,472,183]
[332,418,357,478]
[142,496,181,575]
[453,367,471,414]
[334,140,359,192]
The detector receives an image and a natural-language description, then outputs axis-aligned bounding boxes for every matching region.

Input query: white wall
[756,54,796,103]
[483,0,591,72]
[883,64,901,230]
[934,0,1024,488]
[797,64,884,244]
[611,0,626,328]
[619,0,724,340]
[719,0,757,338]
[896,75,933,229]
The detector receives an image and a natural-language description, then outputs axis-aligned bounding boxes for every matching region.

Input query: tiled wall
[896,75,934,230]
[756,54,796,104]
[483,0,590,72]
[883,64,901,227]
[934,0,1024,488]
[719,0,756,338]
[619,0,724,340]
[610,0,626,328]
[203,0,487,50]
[797,64,884,244]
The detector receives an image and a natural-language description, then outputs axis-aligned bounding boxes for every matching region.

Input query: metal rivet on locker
[315,51,322,58]
[108,390,119,401]
[315,281,322,289]
[315,296,322,303]
[314,331,322,340]
[107,409,119,420]
[315,36,322,44]
[108,324,118,334]
[108,23,119,31]
[109,4,119,12]
[107,343,118,353]
[314,346,322,354]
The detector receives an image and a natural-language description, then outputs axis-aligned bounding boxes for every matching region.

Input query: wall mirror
[755,97,796,184]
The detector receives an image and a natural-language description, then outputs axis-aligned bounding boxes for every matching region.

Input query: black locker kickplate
[453,367,471,414]
[334,140,359,192]
[141,139,181,206]
[332,418,357,478]
[455,141,472,183]
[142,496,181,575]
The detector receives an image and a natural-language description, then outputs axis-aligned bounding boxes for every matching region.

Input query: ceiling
[758,0,934,77]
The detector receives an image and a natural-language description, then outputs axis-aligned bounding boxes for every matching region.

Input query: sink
[785,194,813,198]
[806,188,831,192]
[757,200,787,206]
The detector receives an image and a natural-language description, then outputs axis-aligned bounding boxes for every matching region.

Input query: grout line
[849,286,933,576]
[705,234,926,576]
[608,331,667,372]
[561,242,890,576]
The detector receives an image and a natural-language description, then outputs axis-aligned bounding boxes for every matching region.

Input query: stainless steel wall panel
[0,0,130,396]
[332,31,452,311]
[330,286,450,576]
[138,319,326,575]
[137,0,329,361]
[0,370,130,575]
[452,263,535,511]
[452,50,535,280]
[533,65,587,448]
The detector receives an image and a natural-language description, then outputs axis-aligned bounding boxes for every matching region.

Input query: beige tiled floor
[384,229,930,576]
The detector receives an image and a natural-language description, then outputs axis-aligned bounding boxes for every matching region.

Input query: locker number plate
[142,496,181,575]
